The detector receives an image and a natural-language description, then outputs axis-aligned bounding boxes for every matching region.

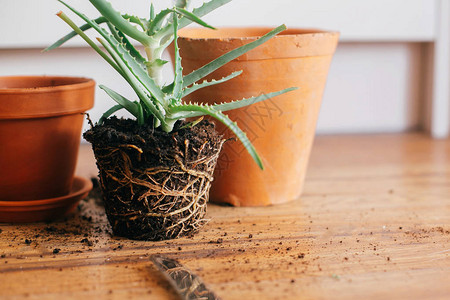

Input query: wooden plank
[1,133,449,299]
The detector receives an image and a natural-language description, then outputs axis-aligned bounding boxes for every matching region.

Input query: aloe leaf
[174,0,189,9]
[182,71,242,97]
[156,0,231,39]
[183,25,286,88]
[122,14,147,31]
[44,16,107,51]
[57,0,166,106]
[102,35,164,103]
[55,1,124,71]
[136,101,145,125]
[107,22,121,41]
[210,87,297,112]
[97,37,165,124]
[149,59,169,67]
[150,7,215,36]
[170,87,297,119]
[178,0,231,30]
[88,0,152,46]
[173,7,215,30]
[45,12,147,51]
[54,11,123,77]
[148,9,172,35]
[168,104,264,169]
[172,13,183,101]
[98,85,140,117]
[150,3,155,21]
[107,23,147,69]
[99,104,125,124]
[163,25,286,93]
[100,101,144,125]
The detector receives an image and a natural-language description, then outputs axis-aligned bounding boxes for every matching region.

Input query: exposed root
[84,118,225,241]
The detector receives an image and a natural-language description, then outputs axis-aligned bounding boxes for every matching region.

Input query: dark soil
[83,117,225,241]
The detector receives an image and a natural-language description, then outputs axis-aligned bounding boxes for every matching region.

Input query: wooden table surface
[1,133,449,300]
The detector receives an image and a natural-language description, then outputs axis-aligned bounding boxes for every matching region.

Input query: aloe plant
[46,0,297,169]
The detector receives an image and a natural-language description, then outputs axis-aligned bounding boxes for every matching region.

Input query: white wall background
[0,0,448,136]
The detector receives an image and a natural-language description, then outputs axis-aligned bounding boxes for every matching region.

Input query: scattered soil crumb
[81,238,94,246]
[113,245,123,251]
[210,238,223,244]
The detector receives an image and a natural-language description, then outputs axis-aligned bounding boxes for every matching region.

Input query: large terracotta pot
[0,76,95,202]
[175,27,339,206]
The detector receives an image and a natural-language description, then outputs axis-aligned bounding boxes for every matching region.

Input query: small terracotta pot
[174,27,339,206]
[0,76,95,202]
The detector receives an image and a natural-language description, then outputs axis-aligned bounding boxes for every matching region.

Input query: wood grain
[1,133,449,300]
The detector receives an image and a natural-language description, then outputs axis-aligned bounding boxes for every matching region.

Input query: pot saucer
[0,176,93,223]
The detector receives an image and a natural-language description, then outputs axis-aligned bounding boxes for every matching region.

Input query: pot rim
[175,27,340,60]
[0,75,95,119]
[0,75,95,94]
[177,26,340,41]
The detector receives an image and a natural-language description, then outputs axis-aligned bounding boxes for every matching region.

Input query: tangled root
[85,118,225,241]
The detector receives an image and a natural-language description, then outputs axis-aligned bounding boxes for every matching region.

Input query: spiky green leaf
[148,59,169,68]
[173,7,215,30]
[156,0,231,39]
[172,12,183,101]
[53,11,123,77]
[99,104,125,124]
[168,104,264,169]
[45,12,148,52]
[183,25,286,87]
[178,0,230,30]
[204,87,297,114]
[182,71,242,97]
[98,85,140,117]
[150,3,155,21]
[88,0,152,45]
[174,0,189,9]
[57,1,165,106]
[148,9,172,35]
[44,16,107,51]
[107,23,147,69]
[122,14,147,31]
[170,87,297,119]
[96,37,165,124]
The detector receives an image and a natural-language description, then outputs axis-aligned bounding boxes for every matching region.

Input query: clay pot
[175,27,339,206]
[0,76,95,202]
